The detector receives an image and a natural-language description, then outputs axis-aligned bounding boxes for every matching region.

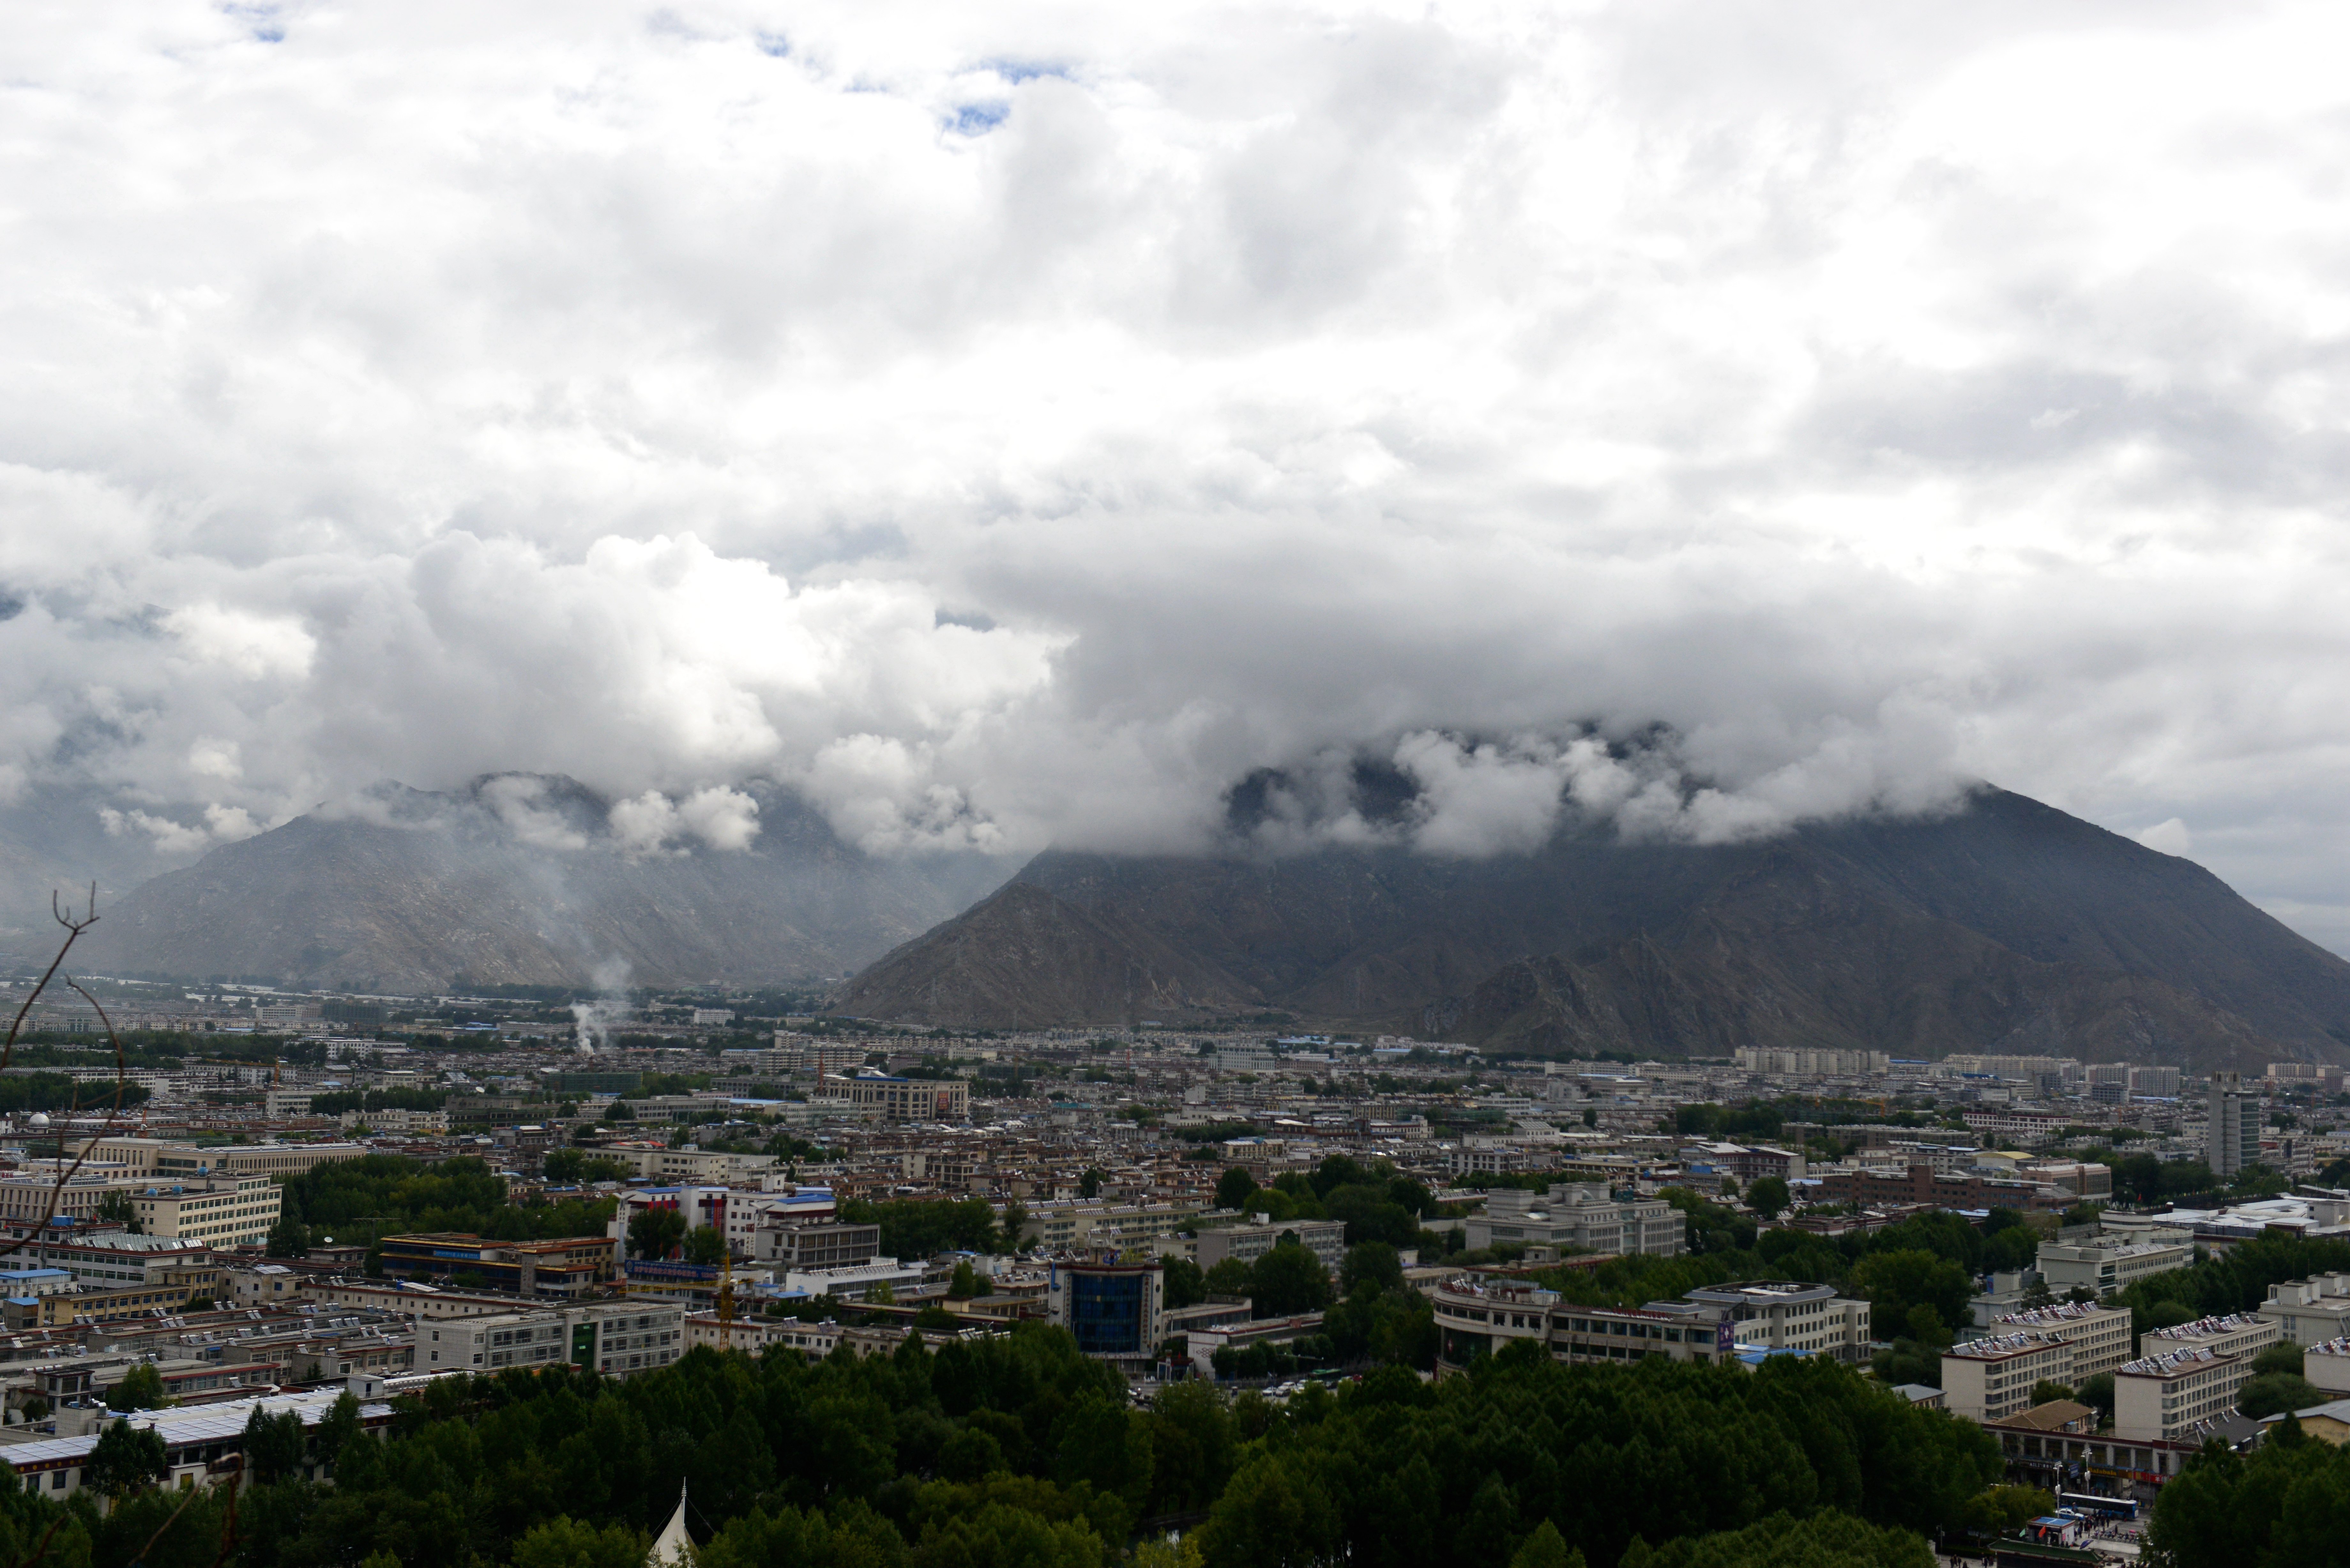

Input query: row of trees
[269,1155,618,1258]
[0,1325,2015,1567]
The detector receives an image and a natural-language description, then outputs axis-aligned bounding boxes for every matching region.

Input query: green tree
[314,1390,361,1471]
[108,1362,169,1412]
[1339,1241,1403,1297]
[243,1404,307,1483]
[949,1260,982,1300]
[95,1190,137,1229]
[2238,1372,2323,1418]
[2253,1341,2305,1378]
[1162,1254,1208,1309]
[1746,1176,1791,1220]
[627,1206,687,1261]
[1216,1167,1260,1211]
[1079,1167,1105,1199]
[682,1226,728,1265]
[266,1210,309,1257]
[1249,1242,1333,1318]
[85,1418,167,1497]
[1511,1519,1587,1568]
[1846,1249,1974,1338]
[2077,1371,2115,1425]
[510,1515,649,1568]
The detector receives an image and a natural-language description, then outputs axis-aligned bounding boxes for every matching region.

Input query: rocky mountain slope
[837,788,2350,1069]
[74,777,1012,994]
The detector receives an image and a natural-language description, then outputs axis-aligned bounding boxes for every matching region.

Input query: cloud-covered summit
[5,3,2350,946]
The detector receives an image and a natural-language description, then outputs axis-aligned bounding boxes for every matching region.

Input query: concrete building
[756,1220,881,1271]
[2035,1234,2194,1298]
[2207,1073,2263,1177]
[26,1234,214,1291]
[129,1174,281,1247]
[422,1300,686,1378]
[1545,1299,1728,1366]
[2113,1313,2281,1442]
[71,1137,368,1180]
[1431,1275,1868,1371]
[1466,1184,1684,1257]
[1189,1312,1325,1376]
[1683,1281,1872,1362]
[376,1233,616,1299]
[811,1074,970,1123]
[1195,1217,1348,1275]
[1943,1332,2078,1424]
[1432,1277,1559,1367]
[1736,1048,1889,1076]
[2258,1273,2350,1345]
[0,1385,394,1501]
[1969,1302,2136,1380]
[2305,1336,2350,1395]
[1023,1201,1203,1256]
[1049,1261,1163,1365]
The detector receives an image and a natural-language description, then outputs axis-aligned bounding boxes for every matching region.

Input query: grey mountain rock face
[72,776,1012,994]
[838,788,2350,1069]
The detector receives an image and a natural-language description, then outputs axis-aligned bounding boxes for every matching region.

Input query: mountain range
[67,776,1010,995]
[836,787,2350,1070]
[19,774,2350,1070]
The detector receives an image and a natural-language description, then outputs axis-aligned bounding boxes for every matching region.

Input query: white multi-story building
[1466,1184,1684,1257]
[130,1174,282,1247]
[1736,1048,1890,1076]
[1943,1332,2078,1424]
[2258,1274,2350,1345]
[1195,1217,1348,1274]
[2035,1234,2194,1298]
[2113,1313,2280,1442]
[2207,1073,2264,1177]
[419,1300,687,1379]
[1682,1281,1871,1362]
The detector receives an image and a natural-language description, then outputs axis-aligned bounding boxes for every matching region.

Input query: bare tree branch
[0,891,139,1264]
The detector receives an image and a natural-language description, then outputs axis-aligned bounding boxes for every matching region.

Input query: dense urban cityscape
[0,969,2334,1563]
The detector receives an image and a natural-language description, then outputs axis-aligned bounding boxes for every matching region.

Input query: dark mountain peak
[840,787,2350,1069]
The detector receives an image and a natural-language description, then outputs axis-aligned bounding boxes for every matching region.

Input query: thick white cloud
[5,1,2350,943]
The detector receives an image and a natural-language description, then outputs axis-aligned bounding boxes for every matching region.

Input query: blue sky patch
[953,102,1009,135]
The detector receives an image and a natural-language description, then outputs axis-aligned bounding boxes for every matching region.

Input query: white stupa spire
[647,1481,694,1566]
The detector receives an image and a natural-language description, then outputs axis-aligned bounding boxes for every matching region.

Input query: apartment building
[1942,1333,2078,1424]
[1546,1300,1725,1366]
[2113,1313,2281,1442]
[1194,1217,1348,1275]
[1813,1163,2074,1214]
[1684,1281,1872,1362]
[376,1233,615,1299]
[72,1137,368,1180]
[811,1074,970,1123]
[27,1234,213,1290]
[2255,1273,2350,1345]
[1466,1184,1684,1257]
[1026,1201,1204,1257]
[2306,1336,2350,1395]
[130,1174,281,1247]
[1432,1276,1869,1372]
[1976,1303,2135,1378]
[2035,1234,2193,1298]
[756,1220,881,1271]
[1735,1048,1889,1076]
[2207,1074,2263,1178]
[419,1301,686,1379]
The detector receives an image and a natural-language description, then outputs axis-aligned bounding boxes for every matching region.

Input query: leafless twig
[0,890,141,1264]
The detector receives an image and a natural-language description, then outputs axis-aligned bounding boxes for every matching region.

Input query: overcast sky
[8,3,2350,945]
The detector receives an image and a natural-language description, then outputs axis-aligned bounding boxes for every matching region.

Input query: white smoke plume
[3,4,2350,946]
